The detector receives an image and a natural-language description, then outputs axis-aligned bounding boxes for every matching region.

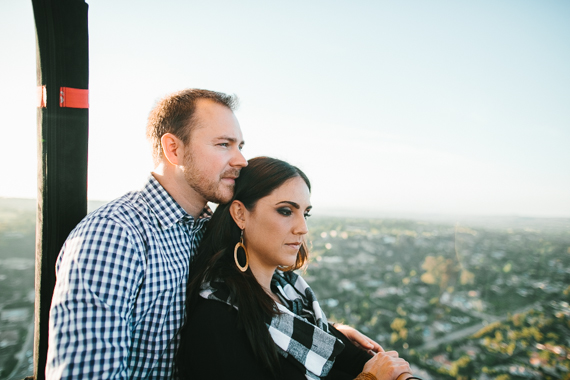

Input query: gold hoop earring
[234,230,249,272]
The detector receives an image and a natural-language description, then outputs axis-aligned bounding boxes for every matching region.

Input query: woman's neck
[249,263,278,299]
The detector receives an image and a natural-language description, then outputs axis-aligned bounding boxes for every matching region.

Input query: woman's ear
[229,200,247,229]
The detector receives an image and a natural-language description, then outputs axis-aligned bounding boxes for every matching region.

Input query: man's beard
[183,152,240,204]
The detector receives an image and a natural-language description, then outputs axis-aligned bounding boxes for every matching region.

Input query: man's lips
[221,169,241,178]
[221,169,240,184]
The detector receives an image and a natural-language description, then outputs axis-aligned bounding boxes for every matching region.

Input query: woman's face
[242,176,311,273]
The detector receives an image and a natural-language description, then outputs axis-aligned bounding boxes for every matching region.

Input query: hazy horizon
[2,197,569,231]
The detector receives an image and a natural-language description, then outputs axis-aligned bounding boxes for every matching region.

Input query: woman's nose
[294,216,308,235]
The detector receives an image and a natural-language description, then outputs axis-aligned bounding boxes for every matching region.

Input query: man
[47,89,383,379]
[47,89,247,379]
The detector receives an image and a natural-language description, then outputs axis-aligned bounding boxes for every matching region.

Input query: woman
[177,157,420,380]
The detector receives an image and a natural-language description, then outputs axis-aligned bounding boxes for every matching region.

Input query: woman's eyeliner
[276,208,311,220]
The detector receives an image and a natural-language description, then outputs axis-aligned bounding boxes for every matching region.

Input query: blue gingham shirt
[47,176,211,379]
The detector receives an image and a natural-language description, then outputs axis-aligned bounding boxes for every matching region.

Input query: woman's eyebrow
[275,201,312,210]
[276,201,299,209]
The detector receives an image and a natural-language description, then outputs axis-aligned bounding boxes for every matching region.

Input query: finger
[368,340,384,353]
[360,339,384,354]
[349,340,368,351]
[384,350,399,358]
[351,334,376,351]
[339,325,382,352]
[369,352,405,367]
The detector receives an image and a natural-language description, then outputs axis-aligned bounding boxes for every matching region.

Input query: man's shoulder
[89,190,147,220]
[73,190,153,238]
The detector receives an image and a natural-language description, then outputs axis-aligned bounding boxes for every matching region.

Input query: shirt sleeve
[46,216,145,380]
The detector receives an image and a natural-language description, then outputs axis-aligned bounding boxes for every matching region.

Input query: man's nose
[231,148,248,168]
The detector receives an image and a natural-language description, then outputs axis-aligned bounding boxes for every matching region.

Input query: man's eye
[218,143,229,147]
[277,208,292,216]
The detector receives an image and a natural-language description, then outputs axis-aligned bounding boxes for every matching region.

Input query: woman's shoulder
[187,297,239,328]
[179,298,277,379]
[179,298,311,380]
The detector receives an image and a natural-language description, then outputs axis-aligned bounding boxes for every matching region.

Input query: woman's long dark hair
[177,156,311,377]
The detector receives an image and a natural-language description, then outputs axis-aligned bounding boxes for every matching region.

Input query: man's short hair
[146,88,239,166]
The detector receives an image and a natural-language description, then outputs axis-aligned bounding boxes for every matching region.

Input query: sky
[1,0,569,218]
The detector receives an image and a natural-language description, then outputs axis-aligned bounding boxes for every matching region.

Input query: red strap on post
[38,85,47,108]
[59,87,89,108]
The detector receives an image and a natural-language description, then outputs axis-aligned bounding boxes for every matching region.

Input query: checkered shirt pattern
[200,270,345,380]
[46,176,211,380]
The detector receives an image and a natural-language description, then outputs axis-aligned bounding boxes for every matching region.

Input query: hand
[333,323,384,354]
[362,350,412,380]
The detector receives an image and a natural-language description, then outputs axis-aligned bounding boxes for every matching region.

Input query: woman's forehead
[261,177,311,206]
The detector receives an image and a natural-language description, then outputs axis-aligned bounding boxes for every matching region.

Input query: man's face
[182,99,247,204]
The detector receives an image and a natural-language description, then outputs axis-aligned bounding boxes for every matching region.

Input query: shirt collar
[141,175,213,229]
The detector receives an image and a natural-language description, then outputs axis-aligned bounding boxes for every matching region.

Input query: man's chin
[210,187,234,204]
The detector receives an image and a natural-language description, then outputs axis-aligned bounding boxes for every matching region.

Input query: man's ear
[229,200,247,229]
[161,133,185,165]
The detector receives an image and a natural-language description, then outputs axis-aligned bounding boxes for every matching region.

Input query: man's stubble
[182,150,240,205]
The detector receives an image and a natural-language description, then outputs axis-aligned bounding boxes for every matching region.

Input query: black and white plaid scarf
[200,270,345,379]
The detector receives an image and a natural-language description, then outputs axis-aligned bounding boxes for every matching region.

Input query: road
[416,302,539,351]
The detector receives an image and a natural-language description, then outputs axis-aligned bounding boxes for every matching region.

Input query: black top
[178,298,372,379]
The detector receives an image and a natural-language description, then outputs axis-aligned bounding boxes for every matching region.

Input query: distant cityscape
[306,216,570,379]
[0,199,35,380]
[0,198,569,379]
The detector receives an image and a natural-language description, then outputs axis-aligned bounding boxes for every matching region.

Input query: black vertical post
[31,1,89,379]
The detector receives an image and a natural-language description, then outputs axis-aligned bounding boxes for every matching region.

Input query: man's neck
[151,165,207,219]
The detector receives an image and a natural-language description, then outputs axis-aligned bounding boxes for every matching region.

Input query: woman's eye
[277,208,292,216]
[304,213,311,219]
